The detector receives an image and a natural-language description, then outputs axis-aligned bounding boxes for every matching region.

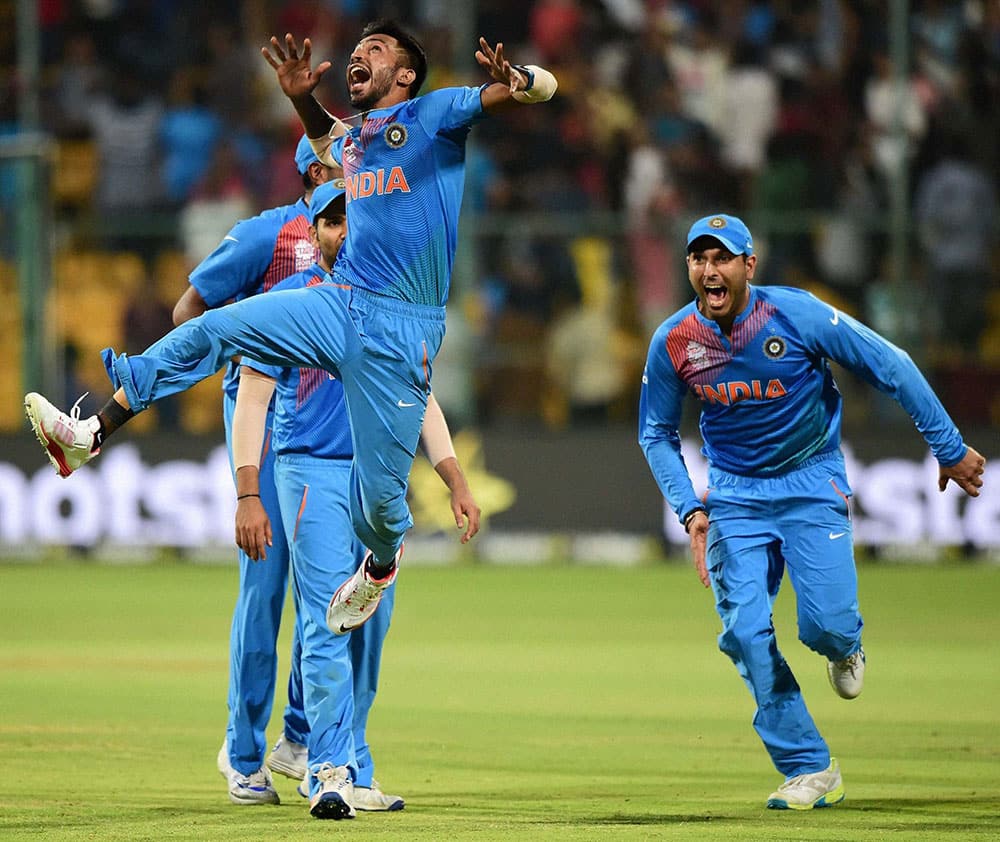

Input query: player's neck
[366,90,410,115]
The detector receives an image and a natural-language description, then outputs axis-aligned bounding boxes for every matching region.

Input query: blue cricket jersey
[189,198,320,398]
[639,285,967,523]
[329,86,487,307]
[247,266,353,460]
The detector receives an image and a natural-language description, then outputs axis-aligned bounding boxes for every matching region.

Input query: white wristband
[232,367,276,470]
[307,132,339,169]
[511,65,557,103]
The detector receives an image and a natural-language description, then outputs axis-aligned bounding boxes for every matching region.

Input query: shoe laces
[312,762,346,784]
[356,575,387,601]
[68,392,89,424]
[833,650,863,676]
[779,773,809,790]
[249,768,272,787]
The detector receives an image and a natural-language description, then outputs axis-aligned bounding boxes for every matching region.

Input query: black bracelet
[683,508,706,533]
[237,493,260,500]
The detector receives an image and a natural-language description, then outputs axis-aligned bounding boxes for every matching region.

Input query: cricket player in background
[174,135,333,806]
[639,213,985,809]
[25,18,556,638]
[231,179,480,819]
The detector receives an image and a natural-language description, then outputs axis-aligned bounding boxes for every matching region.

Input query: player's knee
[356,488,410,538]
[718,624,757,664]
[798,615,858,657]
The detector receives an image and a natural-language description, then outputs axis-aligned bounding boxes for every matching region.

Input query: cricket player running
[639,213,985,809]
[25,20,555,632]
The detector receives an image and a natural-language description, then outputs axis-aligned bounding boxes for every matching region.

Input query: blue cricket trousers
[220,394,305,776]
[102,283,446,565]
[276,455,395,793]
[705,450,863,778]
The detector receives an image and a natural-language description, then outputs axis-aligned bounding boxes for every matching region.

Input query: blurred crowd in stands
[1,0,998,432]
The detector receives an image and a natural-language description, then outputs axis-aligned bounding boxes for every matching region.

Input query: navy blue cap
[309,179,346,223]
[686,214,754,255]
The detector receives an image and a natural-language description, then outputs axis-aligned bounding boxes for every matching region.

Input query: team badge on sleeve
[385,123,408,149]
[763,336,787,359]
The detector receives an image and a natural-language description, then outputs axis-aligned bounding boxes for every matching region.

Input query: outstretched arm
[475,37,557,113]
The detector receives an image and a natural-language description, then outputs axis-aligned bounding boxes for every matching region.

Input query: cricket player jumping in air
[639,213,985,810]
[27,17,534,817]
[25,23,554,634]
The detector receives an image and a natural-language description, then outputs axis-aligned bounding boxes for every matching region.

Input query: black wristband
[683,508,706,533]
[512,64,535,90]
[237,493,260,501]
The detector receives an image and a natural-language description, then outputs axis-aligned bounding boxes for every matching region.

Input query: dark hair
[360,18,427,97]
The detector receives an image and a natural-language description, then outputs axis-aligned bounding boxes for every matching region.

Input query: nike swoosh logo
[829,309,840,325]
[224,235,239,243]
[397,400,416,408]
[829,531,847,540]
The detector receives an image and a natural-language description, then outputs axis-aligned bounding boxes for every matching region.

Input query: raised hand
[474,37,528,93]
[261,33,332,100]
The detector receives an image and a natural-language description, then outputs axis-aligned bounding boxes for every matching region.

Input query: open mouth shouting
[347,62,371,96]
[702,282,729,312]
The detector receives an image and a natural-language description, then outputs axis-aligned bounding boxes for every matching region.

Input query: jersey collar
[692,284,757,330]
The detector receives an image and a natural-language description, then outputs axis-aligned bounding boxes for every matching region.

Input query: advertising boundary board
[0,428,996,553]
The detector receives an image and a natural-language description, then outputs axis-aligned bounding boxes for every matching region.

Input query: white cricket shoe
[266,734,307,780]
[326,548,401,635]
[24,392,101,478]
[310,763,355,820]
[353,780,405,812]
[767,758,845,810]
[827,647,866,699]
[217,742,280,805]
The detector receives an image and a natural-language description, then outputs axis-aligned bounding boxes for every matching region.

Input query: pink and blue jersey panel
[189,198,319,398]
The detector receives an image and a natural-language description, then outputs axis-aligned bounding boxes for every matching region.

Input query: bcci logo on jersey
[385,122,408,149]
[763,335,787,359]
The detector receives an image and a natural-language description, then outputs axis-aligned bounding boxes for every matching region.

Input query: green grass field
[1,559,997,841]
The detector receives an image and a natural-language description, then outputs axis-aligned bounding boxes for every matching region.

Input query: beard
[349,66,399,110]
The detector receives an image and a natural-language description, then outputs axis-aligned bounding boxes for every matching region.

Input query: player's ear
[396,66,415,88]
[307,161,326,186]
[309,224,320,247]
